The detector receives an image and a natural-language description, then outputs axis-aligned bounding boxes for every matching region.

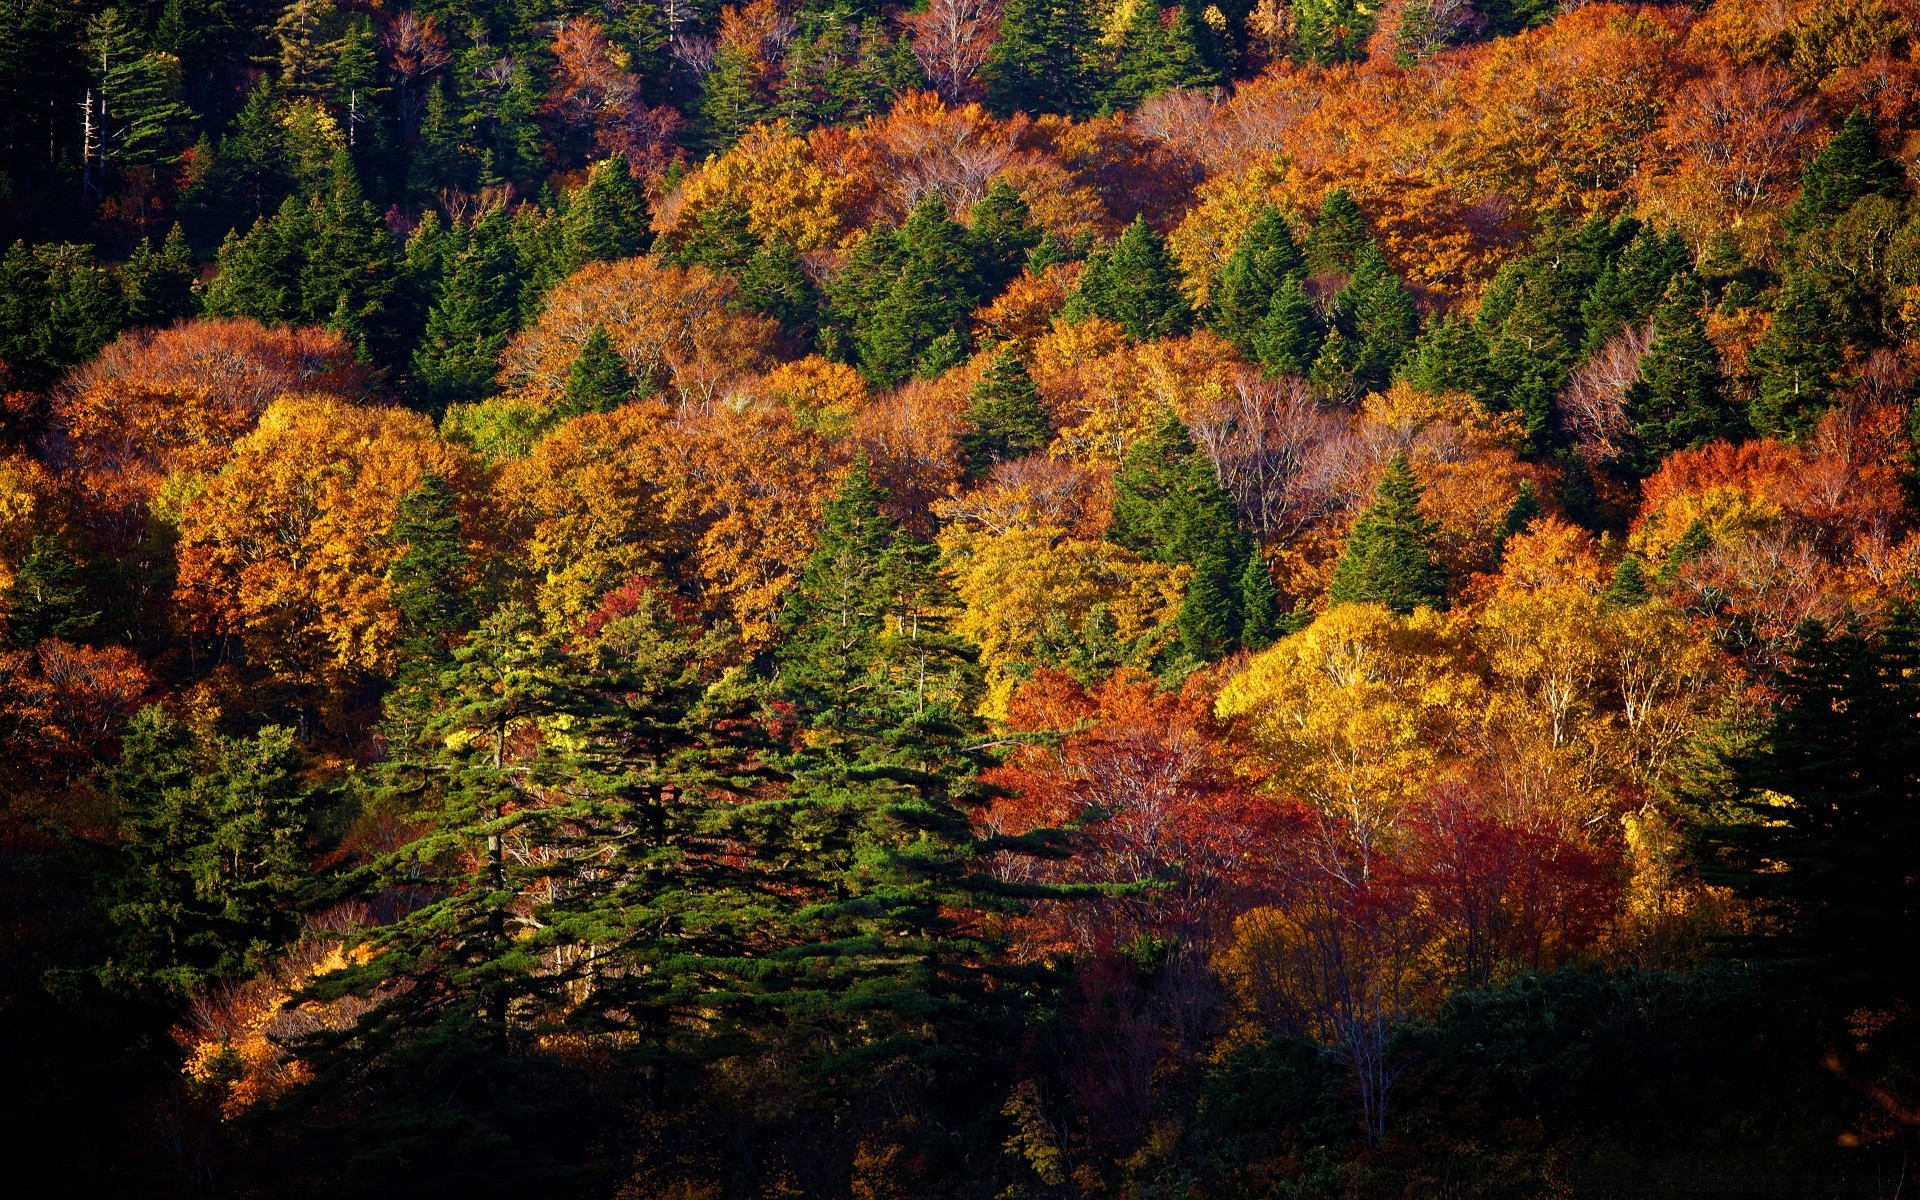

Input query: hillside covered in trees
[5,0,1920,1195]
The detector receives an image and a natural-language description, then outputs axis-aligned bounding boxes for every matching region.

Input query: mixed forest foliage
[6,0,1920,1195]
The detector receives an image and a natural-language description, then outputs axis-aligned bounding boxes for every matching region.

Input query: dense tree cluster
[5,1,1920,1197]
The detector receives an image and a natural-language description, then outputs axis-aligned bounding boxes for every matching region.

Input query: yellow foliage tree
[173,396,473,702]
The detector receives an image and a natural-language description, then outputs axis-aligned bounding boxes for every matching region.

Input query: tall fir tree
[119,223,200,328]
[561,154,653,270]
[1705,609,1920,1003]
[1621,275,1734,475]
[1211,205,1305,356]
[411,209,526,411]
[1305,187,1370,276]
[1109,411,1254,660]
[984,0,1096,117]
[3,534,98,646]
[1785,108,1905,236]
[958,350,1053,477]
[1748,272,1842,439]
[560,324,637,417]
[1103,0,1218,109]
[1067,216,1192,342]
[1332,243,1421,393]
[1327,453,1446,612]
[1251,274,1326,378]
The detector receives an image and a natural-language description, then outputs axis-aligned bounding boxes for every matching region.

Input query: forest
[2,0,1919,1195]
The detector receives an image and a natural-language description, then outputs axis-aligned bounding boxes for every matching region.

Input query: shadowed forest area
[3,0,1920,1196]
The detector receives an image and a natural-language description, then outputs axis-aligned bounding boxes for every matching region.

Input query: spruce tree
[1786,108,1905,236]
[1328,453,1445,612]
[1748,272,1842,439]
[1604,555,1651,608]
[1103,0,1218,109]
[738,238,821,344]
[968,178,1044,294]
[388,473,474,647]
[834,196,981,385]
[106,707,316,994]
[959,350,1053,477]
[560,325,637,417]
[1305,187,1370,276]
[1706,609,1920,1002]
[3,534,98,646]
[1109,411,1254,660]
[1211,205,1304,355]
[1334,243,1421,393]
[1239,543,1284,652]
[1580,225,1690,357]
[695,42,775,152]
[120,223,200,327]
[1293,0,1376,64]
[1251,274,1325,378]
[1068,216,1192,342]
[1621,275,1733,475]
[561,155,652,270]
[984,0,1096,117]
[1397,313,1492,399]
[411,209,525,411]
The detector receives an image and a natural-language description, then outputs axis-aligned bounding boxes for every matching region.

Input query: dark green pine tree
[3,534,99,647]
[202,151,396,362]
[1067,216,1192,342]
[1621,275,1734,475]
[1109,411,1253,660]
[1396,313,1493,399]
[1328,453,1446,613]
[968,178,1044,295]
[739,237,822,345]
[1251,274,1326,378]
[959,350,1053,477]
[1211,205,1305,356]
[388,473,475,650]
[1103,0,1218,110]
[1239,543,1284,652]
[1579,224,1690,357]
[1332,243,1421,393]
[559,325,637,417]
[984,0,1096,117]
[1705,608,1920,1003]
[658,198,759,272]
[1785,108,1906,236]
[1027,231,1072,274]
[406,80,469,204]
[411,209,526,411]
[0,242,131,387]
[766,464,1056,1068]
[835,196,982,385]
[105,707,316,995]
[1603,555,1651,608]
[1305,187,1371,276]
[561,154,653,271]
[1747,272,1843,440]
[1294,0,1376,64]
[696,42,777,152]
[119,224,200,328]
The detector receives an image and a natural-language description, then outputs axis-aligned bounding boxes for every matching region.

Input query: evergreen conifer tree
[1211,205,1304,355]
[984,0,1096,117]
[387,473,474,652]
[1397,313,1492,399]
[106,707,316,994]
[1305,187,1370,275]
[1104,0,1218,109]
[1067,216,1191,341]
[3,534,98,646]
[1109,411,1254,660]
[1748,272,1842,439]
[1239,543,1283,652]
[968,178,1044,294]
[560,325,637,417]
[1786,108,1906,236]
[411,209,525,410]
[1327,453,1445,612]
[1251,274,1325,378]
[1604,555,1651,607]
[1334,243,1421,393]
[959,350,1053,477]
[1293,0,1375,64]
[738,238,821,344]
[119,223,200,327]
[1707,609,1920,1002]
[1621,275,1732,475]
[562,155,652,270]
